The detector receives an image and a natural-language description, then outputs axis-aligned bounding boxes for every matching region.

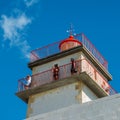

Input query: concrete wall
[82,85,98,103]
[32,52,109,91]
[80,53,109,93]
[27,81,98,118]
[31,52,110,94]
[32,52,81,75]
[26,94,120,120]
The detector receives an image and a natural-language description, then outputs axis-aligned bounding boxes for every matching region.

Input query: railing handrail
[30,33,108,69]
[18,58,116,95]
[75,33,108,69]
[32,40,61,53]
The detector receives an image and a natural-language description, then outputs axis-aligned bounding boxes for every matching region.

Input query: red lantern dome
[59,35,82,51]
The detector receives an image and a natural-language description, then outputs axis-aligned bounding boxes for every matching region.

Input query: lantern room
[59,35,82,51]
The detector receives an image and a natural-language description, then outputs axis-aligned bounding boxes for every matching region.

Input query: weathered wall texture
[82,85,98,103]
[32,52,81,75]
[26,94,120,120]
[27,82,98,118]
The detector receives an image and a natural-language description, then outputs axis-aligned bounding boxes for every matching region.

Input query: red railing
[18,59,116,95]
[76,33,108,69]
[30,33,108,69]
[30,40,61,62]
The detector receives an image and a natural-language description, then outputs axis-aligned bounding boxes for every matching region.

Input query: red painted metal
[30,40,61,62]
[59,35,82,49]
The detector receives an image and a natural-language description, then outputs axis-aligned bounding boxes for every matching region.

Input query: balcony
[30,33,108,69]
[17,58,116,99]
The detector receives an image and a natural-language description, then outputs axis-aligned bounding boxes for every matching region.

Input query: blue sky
[0,0,120,119]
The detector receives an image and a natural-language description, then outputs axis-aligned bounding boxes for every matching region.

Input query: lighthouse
[16,30,117,120]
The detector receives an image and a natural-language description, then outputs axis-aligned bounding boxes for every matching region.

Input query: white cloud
[0,13,31,58]
[24,0,39,7]
[20,40,31,58]
[0,0,41,59]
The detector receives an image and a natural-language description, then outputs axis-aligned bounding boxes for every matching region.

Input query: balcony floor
[16,72,108,103]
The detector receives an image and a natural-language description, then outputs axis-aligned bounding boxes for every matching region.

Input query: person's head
[54,64,58,67]
[26,75,31,80]
[71,58,74,62]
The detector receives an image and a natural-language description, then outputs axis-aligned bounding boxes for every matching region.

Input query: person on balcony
[24,75,32,89]
[21,75,32,90]
[71,58,77,74]
[52,64,59,80]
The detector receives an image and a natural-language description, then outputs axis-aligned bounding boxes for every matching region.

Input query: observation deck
[16,33,117,103]
[16,58,116,103]
[30,33,108,69]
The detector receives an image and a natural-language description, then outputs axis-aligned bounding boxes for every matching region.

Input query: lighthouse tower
[16,30,116,120]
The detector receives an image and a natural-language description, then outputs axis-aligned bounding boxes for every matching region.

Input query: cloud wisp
[24,0,39,7]
[0,0,41,59]
[0,13,31,58]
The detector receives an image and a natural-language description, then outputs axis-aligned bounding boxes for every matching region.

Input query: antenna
[67,23,74,36]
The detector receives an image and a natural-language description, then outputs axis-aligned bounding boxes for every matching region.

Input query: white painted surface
[27,51,110,119]
[26,94,120,120]
[28,83,79,117]
[82,85,98,103]
[32,52,81,75]
[27,82,98,118]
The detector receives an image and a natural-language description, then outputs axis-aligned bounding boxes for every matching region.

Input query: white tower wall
[26,94,120,120]
[27,82,98,118]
